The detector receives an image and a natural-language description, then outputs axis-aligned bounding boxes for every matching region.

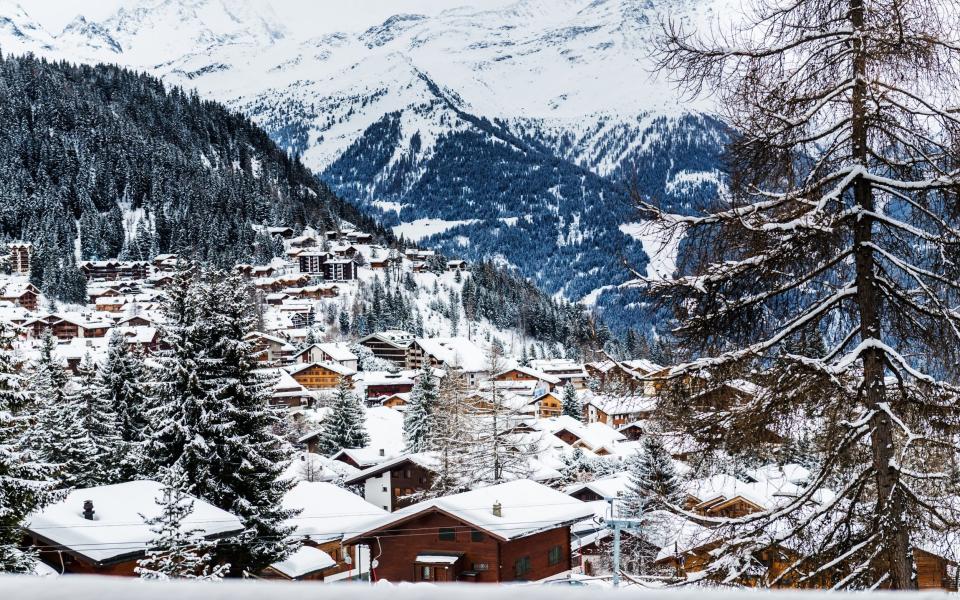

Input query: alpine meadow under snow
[2,0,960,596]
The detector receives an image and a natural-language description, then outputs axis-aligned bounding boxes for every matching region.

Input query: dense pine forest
[0,53,388,300]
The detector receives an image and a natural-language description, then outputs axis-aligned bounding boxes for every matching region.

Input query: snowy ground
[2,575,951,598]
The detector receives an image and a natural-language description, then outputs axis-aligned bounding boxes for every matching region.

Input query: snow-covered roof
[413,337,488,372]
[565,472,631,500]
[497,365,561,384]
[529,358,587,376]
[281,452,359,484]
[344,480,595,544]
[546,415,626,452]
[620,358,664,374]
[353,370,414,387]
[245,331,289,345]
[269,546,336,579]
[294,342,357,362]
[342,452,440,485]
[282,481,387,542]
[582,391,656,415]
[26,481,243,564]
[287,361,356,377]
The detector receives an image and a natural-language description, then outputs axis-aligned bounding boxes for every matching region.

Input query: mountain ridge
[0,0,732,334]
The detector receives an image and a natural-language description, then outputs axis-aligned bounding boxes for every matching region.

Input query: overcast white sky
[21,0,511,35]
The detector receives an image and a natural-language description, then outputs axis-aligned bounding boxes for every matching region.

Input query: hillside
[0,0,733,334]
[0,53,387,299]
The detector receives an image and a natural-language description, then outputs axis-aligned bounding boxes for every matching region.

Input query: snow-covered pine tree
[621,436,682,519]
[0,324,59,573]
[98,329,150,482]
[317,376,370,455]
[648,0,960,587]
[403,362,438,453]
[26,332,94,488]
[136,464,230,581]
[147,268,298,574]
[561,382,581,421]
[73,353,120,486]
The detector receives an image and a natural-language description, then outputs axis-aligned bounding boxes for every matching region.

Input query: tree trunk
[849,0,915,588]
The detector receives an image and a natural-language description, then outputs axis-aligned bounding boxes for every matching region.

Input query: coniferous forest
[0,54,388,300]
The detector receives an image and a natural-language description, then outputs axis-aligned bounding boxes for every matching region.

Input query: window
[472,563,489,571]
[420,566,432,581]
[382,486,387,492]
[548,545,563,566]
[470,530,485,542]
[514,556,531,578]
[439,527,456,541]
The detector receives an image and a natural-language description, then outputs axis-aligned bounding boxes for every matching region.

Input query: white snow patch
[392,218,476,242]
[619,221,685,281]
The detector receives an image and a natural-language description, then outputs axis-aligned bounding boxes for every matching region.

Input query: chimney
[82,500,95,521]
[492,501,502,517]
[379,448,385,457]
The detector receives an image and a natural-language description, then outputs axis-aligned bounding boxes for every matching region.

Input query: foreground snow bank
[0,576,953,600]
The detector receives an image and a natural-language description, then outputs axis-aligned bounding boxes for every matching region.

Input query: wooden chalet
[24,314,110,340]
[359,331,414,366]
[79,260,149,282]
[293,343,358,370]
[7,242,30,274]
[355,371,415,401]
[528,390,563,419]
[344,480,594,583]
[24,481,241,576]
[343,453,439,512]
[287,362,355,390]
[493,366,561,392]
[263,482,387,582]
[0,281,39,310]
[244,331,295,364]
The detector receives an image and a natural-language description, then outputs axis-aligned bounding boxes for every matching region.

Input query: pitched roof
[342,452,440,485]
[268,546,336,579]
[287,361,356,377]
[496,365,561,384]
[413,337,488,372]
[343,480,595,544]
[282,481,387,542]
[25,481,243,564]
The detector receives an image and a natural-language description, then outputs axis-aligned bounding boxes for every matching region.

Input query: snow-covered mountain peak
[0,0,54,50]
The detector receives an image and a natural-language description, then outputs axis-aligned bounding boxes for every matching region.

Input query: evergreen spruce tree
[0,325,59,573]
[148,268,298,574]
[621,436,682,519]
[561,383,581,421]
[317,376,370,455]
[27,332,93,488]
[403,363,438,453]
[98,330,150,482]
[74,353,120,485]
[136,465,230,581]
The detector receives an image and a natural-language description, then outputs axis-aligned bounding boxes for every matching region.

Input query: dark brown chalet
[344,480,594,583]
[24,481,241,577]
[358,331,414,366]
[343,453,438,512]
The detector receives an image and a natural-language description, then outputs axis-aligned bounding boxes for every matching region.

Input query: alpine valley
[0,0,732,335]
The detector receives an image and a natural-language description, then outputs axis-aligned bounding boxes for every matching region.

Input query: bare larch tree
[639,0,960,589]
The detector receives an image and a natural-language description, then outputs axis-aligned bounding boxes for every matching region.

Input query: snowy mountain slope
[0,0,734,334]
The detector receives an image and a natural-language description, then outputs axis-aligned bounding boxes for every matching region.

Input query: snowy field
[2,576,953,599]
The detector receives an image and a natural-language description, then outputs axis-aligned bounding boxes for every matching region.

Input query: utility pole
[604,498,644,587]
